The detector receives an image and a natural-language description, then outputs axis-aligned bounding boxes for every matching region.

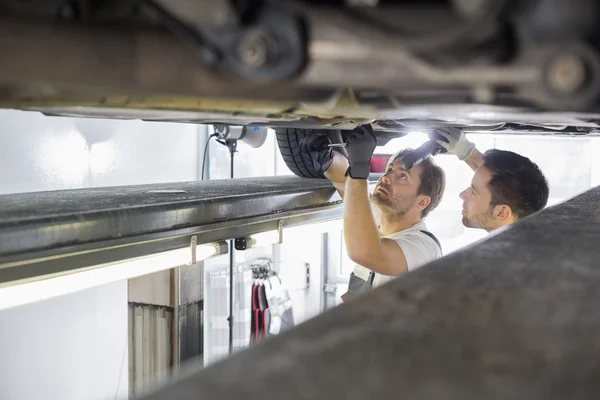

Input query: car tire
[275,128,345,178]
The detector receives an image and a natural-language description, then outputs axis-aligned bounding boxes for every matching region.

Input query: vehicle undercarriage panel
[1,1,600,132]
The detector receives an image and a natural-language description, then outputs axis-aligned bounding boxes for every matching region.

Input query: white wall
[275,229,324,323]
[0,110,202,194]
[0,282,129,400]
[0,109,204,400]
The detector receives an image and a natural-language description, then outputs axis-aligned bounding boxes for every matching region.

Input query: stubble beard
[463,210,495,231]
[462,215,474,228]
[372,191,413,221]
[371,191,388,208]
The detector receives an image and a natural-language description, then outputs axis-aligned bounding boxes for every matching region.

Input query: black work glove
[346,125,377,179]
[300,132,335,174]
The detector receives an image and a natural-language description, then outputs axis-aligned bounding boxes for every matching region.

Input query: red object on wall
[370,154,392,173]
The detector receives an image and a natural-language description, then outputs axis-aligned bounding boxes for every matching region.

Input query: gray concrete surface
[142,186,600,400]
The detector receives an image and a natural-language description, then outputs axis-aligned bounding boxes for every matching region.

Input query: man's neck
[486,218,517,233]
[379,213,422,236]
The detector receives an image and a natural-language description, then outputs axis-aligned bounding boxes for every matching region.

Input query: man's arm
[343,178,409,275]
[341,126,409,275]
[464,148,484,172]
[435,127,483,171]
[324,152,349,198]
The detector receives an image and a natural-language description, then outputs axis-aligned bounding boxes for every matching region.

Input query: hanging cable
[201,133,218,180]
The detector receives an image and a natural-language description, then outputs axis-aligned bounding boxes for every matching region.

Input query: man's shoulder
[384,220,430,239]
[385,221,443,259]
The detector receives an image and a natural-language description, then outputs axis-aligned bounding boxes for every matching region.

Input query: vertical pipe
[321,233,329,313]
[171,267,180,371]
[228,143,235,355]
[228,241,234,355]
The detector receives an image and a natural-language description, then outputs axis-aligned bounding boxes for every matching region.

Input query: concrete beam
[129,271,173,307]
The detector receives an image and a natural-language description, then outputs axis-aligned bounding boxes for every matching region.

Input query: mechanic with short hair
[302,126,445,301]
[434,127,549,232]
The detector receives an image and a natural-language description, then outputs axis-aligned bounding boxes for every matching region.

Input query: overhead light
[235,230,281,250]
[285,219,343,237]
[193,242,227,262]
[212,124,269,148]
[235,221,284,250]
[234,218,344,251]
[0,240,228,311]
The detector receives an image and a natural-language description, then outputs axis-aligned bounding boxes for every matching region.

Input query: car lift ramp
[140,187,600,400]
[0,176,343,307]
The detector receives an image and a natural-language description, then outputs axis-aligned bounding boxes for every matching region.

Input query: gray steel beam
[141,186,600,400]
[0,176,342,287]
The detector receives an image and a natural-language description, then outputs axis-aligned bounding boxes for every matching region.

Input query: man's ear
[416,195,431,213]
[493,204,513,221]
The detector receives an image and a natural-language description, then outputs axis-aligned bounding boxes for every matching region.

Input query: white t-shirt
[352,220,443,287]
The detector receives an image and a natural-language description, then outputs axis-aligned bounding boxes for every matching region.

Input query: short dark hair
[482,149,549,219]
[391,149,446,218]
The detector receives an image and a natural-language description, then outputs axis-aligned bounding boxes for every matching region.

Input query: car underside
[4,4,600,396]
[1,0,600,177]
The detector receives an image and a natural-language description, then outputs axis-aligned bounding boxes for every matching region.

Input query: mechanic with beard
[302,126,445,301]
[434,127,549,232]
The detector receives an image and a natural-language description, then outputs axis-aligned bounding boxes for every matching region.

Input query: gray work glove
[346,125,377,179]
[434,127,476,160]
[300,132,335,174]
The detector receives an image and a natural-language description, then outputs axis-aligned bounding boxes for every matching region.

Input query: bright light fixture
[235,229,282,250]
[234,218,344,251]
[0,241,227,311]
[250,230,281,247]
[194,242,225,261]
[235,220,284,250]
[285,219,343,236]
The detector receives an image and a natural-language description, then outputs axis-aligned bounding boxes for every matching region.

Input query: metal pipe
[171,266,180,371]
[228,141,236,355]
